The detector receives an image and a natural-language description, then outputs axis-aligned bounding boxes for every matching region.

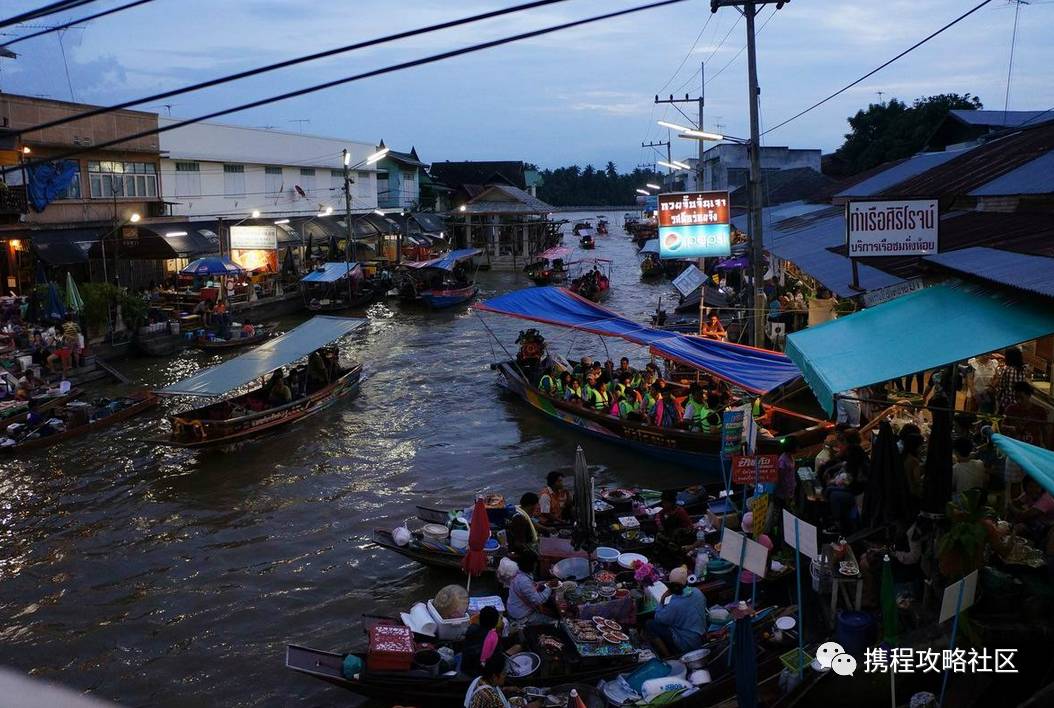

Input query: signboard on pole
[644,194,658,213]
[731,454,779,484]
[672,264,706,297]
[657,191,731,259]
[230,225,277,250]
[719,527,770,578]
[781,509,819,561]
[939,570,979,623]
[846,199,939,258]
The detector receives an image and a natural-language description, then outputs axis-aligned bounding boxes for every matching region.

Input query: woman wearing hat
[646,565,708,656]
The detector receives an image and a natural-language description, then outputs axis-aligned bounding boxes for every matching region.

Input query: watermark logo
[815,641,845,670]
[864,648,1018,674]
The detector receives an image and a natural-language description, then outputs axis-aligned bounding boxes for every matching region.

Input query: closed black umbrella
[571,446,597,552]
[922,394,954,514]
[327,232,339,261]
[865,421,912,527]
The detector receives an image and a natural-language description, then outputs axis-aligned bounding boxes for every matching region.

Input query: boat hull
[420,285,478,309]
[162,365,363,449]
[2,393,158,455]
[191,330,274,351]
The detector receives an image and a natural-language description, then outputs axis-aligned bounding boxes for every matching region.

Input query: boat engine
[515,328,546,368]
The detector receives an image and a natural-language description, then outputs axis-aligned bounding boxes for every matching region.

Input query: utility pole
[710,0,789,348]
[641,139,671,175]
[342,149,354,303]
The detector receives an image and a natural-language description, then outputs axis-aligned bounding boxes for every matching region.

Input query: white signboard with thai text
[846,199,939,258]
[230,225,277,250]
[861,278,925,307]
[672,264,706,297]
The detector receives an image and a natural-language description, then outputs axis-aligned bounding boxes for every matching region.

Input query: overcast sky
[2,0,1051,170]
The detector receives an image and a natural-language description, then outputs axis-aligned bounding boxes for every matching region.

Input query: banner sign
[644,194,658,212]
[731,454,779,484]
[658,191,731,259]
[230,225,277,250]
[846,199,939,257]
[861,278,925,307]
[672,264,706,297]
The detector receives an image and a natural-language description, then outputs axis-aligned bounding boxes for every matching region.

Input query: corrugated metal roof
[459,184,553,215]
[924,247,1054,298]
[732,203,902,297]
[969,151,1054,195]
[835,149,971,198]
[884,122,1054,198]
[949,109,1051,128]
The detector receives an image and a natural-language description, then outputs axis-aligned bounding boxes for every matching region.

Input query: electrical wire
[1,0,154,47]
[704,5,776,87]
[12,0,576,136]
[655,12,714,95]
[670,11,740,94]
[0,0,100,30]
[762,0,996,137]
[11,0,691,175]
[1002,0,1023,121]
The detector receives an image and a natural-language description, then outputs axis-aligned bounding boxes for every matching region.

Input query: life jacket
[586,386,609,411]
[618,399,635,418]
[539,374,562,395]
[688,401,714,433]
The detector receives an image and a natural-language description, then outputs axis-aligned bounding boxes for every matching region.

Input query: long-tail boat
[301,262,387,313]
[0,392,158,454]
[524,245,572,285]
[475,287,831,475]
[191,323,277,351]
[155,316,366,449]
[398,248,482,309]
[568,259,612,302]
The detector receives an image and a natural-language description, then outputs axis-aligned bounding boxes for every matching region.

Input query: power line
[12,0,576,136]
[1,0,155,48]
[1002,0,1024,121]
[704,5,776,87]
[670,11,740,94]
[12,0,691,175]
[0,0,100,30]
[762,0,996,137]
[655,12,715,94]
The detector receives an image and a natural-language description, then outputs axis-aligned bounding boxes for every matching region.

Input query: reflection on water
[0,212,698,707]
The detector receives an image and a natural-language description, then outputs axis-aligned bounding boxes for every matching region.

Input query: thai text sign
[846,199,939,257]
[644,194,658,212]
[658,191,731,259]
[230,225,277,250]
[731,454,778,484]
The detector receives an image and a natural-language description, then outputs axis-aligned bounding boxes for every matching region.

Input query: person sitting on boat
[701,313,727,341]
[563,376,582,402]
[267,370,293,406]
[585,379,611,412]
[241,322,256,338]
[464,651,542,708]
[307,350,330,389]
[504,551,554,626]
[538,471,571,526]
[17,367,45,393]
[573,356,593,381]
[646,565,708,657]
[682,390,715,433]
[460,606,503,678]
[601,360,616,385]
[537,366,563,396]
[506,493,540,558]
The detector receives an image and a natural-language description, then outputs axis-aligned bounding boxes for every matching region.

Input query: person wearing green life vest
[564,376,583,402]
[683,390,714,433]
[586,380,611,411]
[538,366,563,396]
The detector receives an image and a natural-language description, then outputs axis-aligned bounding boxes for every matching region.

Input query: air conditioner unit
[73,136,93,146]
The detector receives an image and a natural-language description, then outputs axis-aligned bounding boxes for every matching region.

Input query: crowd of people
[536,356,734,433]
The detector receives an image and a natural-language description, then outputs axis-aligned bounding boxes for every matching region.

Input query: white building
[701,144,821,192]
[157,119,379,219]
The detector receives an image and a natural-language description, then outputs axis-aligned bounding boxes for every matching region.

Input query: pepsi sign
[657,191,732,259]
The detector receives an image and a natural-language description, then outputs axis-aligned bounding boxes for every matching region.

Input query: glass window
[55,171,82,200]
[88,160,158,198]
[223,164,245,196]
[298,167,316,195]
[264,166,283,195]
[174,161,200,197]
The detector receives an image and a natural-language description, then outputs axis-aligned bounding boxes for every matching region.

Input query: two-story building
[373,141,427,210]
[701,144,821,193]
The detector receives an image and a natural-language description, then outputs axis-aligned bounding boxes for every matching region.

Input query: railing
[0,184,28,215]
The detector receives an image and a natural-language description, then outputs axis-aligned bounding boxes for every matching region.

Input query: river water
[0,212,704,707]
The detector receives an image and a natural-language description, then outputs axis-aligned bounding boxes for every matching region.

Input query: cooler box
[367,624,415,672]
[426,600,470,641]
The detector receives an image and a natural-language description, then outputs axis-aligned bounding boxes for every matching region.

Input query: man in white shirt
[952,438,987,494]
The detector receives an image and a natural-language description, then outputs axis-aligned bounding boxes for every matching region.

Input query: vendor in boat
[267,370,293,406]
[538,471,571,526]
[307,350,330,388]
[16,367,45,393]
[464,652,542,708]
[501,552,553,625]
[701,313,727,341]
[646,565,708,656]
[460,606,503,678]
[506,492,541,558]
[654,490,696,568]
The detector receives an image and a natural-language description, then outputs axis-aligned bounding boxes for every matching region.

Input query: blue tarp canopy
[786,282,1054,414]
[639,239,660,255]
[159,316,366,397]
[403,248,482,271]
[475,286,801,394]
[992,434,1054,490]
[301,262,361,283]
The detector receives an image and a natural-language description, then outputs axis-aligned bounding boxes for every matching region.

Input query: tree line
[533,162,661,206]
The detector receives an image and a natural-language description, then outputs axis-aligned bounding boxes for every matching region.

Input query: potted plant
[937,488,993,579]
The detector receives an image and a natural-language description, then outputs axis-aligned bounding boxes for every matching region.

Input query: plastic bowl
[595,546,620,563]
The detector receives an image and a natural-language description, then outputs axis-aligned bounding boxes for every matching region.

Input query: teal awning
[785,282,1054,414]
[159,316,366,397]
[992,434,1054,492]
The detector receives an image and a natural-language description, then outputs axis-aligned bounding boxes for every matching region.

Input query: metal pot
[681,648,711,670]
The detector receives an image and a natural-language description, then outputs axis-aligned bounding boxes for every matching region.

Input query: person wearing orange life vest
[538,471,572,525]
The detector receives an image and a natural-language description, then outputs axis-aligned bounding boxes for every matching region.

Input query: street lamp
[274,218,290,225]
[657,120,695,133]
[645,183,662,190]
[635,188,650,196]
[657,159,690,171]
[676,130,748,144]
[129,213,141,223]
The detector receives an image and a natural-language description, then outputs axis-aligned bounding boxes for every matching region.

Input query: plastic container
[450,529,470,550]
[412,649,442,677]
[595,546,620,564]
[552,556,590,580]
[425,600,470,641]
[834,610,875,658]
[624,658,672,693]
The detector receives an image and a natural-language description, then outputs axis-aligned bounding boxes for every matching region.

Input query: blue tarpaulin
[301,262,360,283]
[786,281,1054,414]
[159,316,366,397]
[403,248,481,271]
[992,435,1054,490]
[27,160,79,212]
[476,286,801,394]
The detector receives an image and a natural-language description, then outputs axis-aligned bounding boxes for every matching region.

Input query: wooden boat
[596,218,609,235]
[524,246,572,286]
[399,248,482,310]
[191,324,277,351]
[136,331,186,357]
[475,288,832,474]
[640,253,663,280]
[568,259,612,302]
[572,221,595,238]
[579,233,595,249]
[0,392,158,454]
[0,387,81,426]
[156,316,368,449]
[302,262,389,313]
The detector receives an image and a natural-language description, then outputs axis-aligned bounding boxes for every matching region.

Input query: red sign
[731,454,778,484]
